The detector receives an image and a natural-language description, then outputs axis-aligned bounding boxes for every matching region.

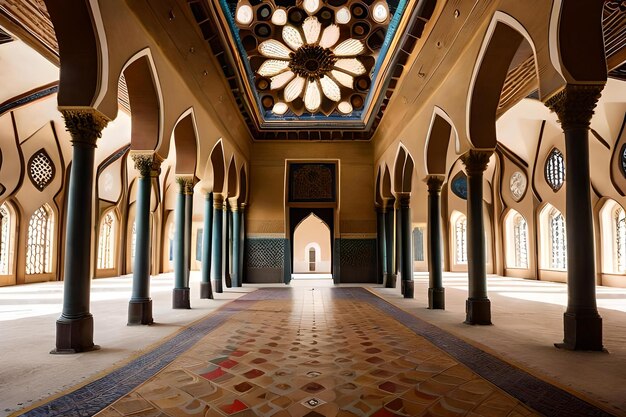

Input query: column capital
[131,152,163,178]
[213,193,224,208]
[176,176,195,195]
[426,175,445,193]
[397,193,411,208]
[460,150,492,176]
[228,197,239,211]
[545,84,604,131]
[61,108,109,147]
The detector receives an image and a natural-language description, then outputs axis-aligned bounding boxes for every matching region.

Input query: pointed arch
[0,201,17,276]
[237,164,248,206]
[467,12,540,149]
[97,209,118,270]
[393,146,406,195]
[381,164,393,201]
[599,199,626,275]
[120,48,164,152]
[172,108,199,176]
[226,156,239,199]
[425,106,458,175]
[375,166,383,207]
[538,203,566,270]
[503,209,529,269]
[25,203,55,274]
[207,140,226,194]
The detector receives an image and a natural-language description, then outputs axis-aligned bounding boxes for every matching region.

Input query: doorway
[290,208,333,280]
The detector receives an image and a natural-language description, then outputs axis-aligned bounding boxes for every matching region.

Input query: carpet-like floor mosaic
[19,288,615,417]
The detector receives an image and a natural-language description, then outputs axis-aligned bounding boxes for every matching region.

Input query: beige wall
[293,214,331,273]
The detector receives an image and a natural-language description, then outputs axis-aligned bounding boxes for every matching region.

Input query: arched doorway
[290,208,333,280]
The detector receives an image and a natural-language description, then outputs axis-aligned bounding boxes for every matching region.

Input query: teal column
[383,202,396,288]
[399,194,414,298]
[128,154,161,324]
[53,110,108,354]
[547,84,604,350]
[173,177,192,309]
[200,192,213,299]
[239,204,246,284]
[427,175,445,309]
[184,181,194,285]
[232,204,242,287]
[223,202,232,288]
[396,203,403,293]
[211,195,224,293]
[461,150,492,324]
[376,206,386,285]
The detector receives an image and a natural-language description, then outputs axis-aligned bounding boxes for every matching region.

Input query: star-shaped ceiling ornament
[234,0,391,117]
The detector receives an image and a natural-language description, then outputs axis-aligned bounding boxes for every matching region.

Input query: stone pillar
[53,109,108,354]
[239,204,246,284]
[427,175,445,309]
[384,201,396,288]
[173,176,193,309]
[211,194,224,293]
[376,206,387,285]
[232,203,242,287]
[546,84,604,351]
[128,153,161,324]
[184,181,194,282]
[223,201,232,288]
[200,192,213,299]
[396,202,403,292]
[399,194,414,298]
[460,150,492,325]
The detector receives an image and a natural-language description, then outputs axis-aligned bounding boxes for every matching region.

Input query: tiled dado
[95,289,540,417]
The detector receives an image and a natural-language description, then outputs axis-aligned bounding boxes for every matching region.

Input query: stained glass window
[620,144,626,178]
[513,214,529,268]
[28,149,55,191]
[545,148,565,192]
[615,206,626,272]
[0,204,10,275]
[549,208,567,270]
[455,215,467,264]
[26,204,54,274]
[97,211,116,269]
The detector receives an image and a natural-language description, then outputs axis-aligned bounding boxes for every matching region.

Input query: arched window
[309,247,316,271]
[97,211,116,270]
[0,203,11,275]
[455,214,467,264]
[130,221,137,265]
[615,206,626,272]
[513,214,529,268]
[545,148,565,192]
[26,204,54,274]
[549,208,567,270]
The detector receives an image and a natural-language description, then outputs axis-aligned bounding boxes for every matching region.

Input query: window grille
[545,148,565,192]
[309,247,316,271]
[513,214,529,268]
[26,204,54,274]
[0,204,9,274]
[549,208,567,269]
[615,207,626,272]
[455,215,467,264]
[413,227,424,261]
[97,212,115,269]
[28,149,55,191]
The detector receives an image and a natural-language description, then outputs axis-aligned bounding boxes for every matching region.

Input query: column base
[428,287,445,309]
[555,311,604,351]
[225,273,232,288]
[403,281,414,299]
[384,273,397,288]
[200,282,214,299]
[172,288,191,309]
[464,298,491,325]
[213,280,223,293]
[128,299,153,325]
[51,315,100,354]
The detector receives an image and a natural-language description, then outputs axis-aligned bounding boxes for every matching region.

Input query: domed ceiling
[189,0,437,140]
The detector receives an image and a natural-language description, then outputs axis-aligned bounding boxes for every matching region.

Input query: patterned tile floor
[94,288,540,417]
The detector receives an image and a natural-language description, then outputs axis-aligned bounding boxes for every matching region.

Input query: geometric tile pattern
[94,288,540,417]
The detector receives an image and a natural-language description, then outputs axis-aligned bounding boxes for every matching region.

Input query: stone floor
[1,273,625,417]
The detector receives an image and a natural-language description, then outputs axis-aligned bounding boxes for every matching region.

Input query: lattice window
[455,215,467,264]
[615,207,626,272]
[97,211,116,269]
[513,214,529,268]
[309,247,316,271]
[549,208,567,270]
[26,204,54,274]
[130,221,137,264]
[545,148,565,192]
[0,204,10,274]
[28,149,55,191]
[413,227,424,262]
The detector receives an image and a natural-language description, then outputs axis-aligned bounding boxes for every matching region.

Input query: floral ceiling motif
[233,0,393,117]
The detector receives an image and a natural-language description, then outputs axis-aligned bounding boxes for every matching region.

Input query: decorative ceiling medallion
[509,171,527,202]
[234,1,388,117]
